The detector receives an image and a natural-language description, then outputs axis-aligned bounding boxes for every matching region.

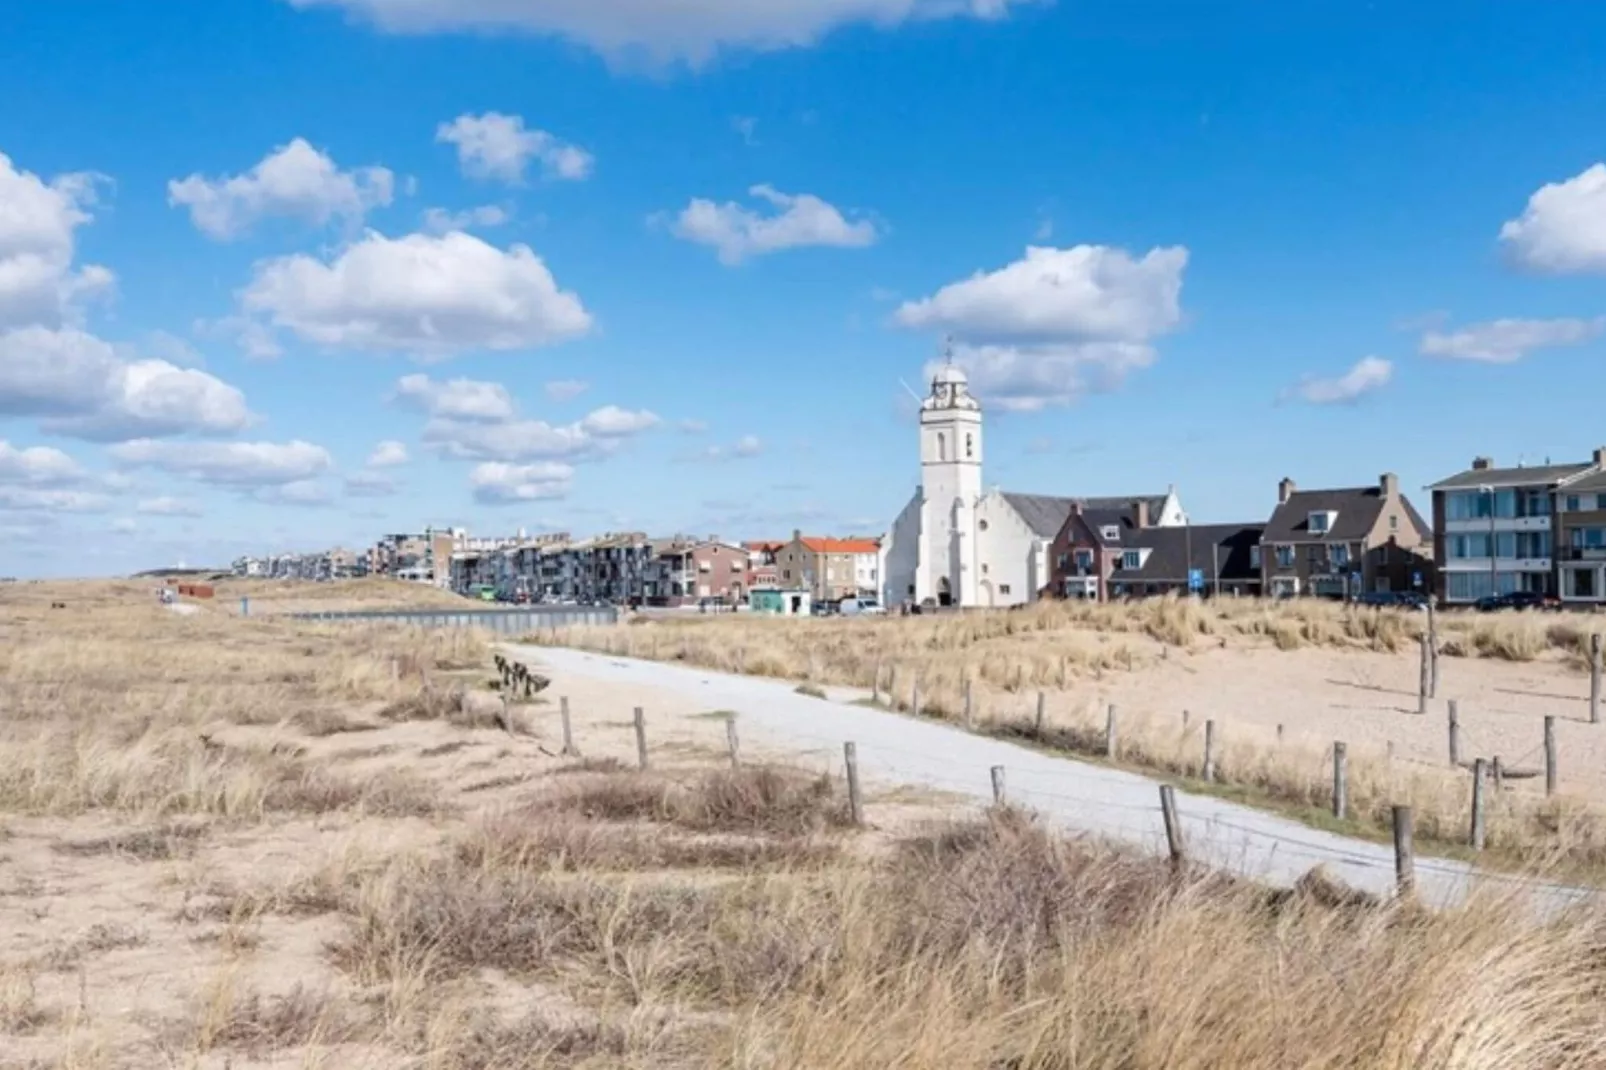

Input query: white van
[838,597,885,616]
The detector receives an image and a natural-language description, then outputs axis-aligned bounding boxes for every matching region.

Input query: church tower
[916,355,982,607]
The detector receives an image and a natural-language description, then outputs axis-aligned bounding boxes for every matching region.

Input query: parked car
[1474,591,1558,612]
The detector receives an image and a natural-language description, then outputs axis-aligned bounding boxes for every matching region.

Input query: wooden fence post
[1447,700,1460,767]
[1392,806,1415,898]
[726,714,741,769]
[1492,755,1504,793]
[560,696,578,757]
[844,742,863,826]
[1427,602,1440,698]
[1417,636,1430,715]
[633,706,649,771]
[911,680,921,718]
[1276,723,1284,745]
[1035,692,1046,737]
[1159,785,1184,867]
[1182,709,1190,729]
[1592,635,1602,726]
[1545,715,1558,797]
[1469,757,1487,850]
[963,677,974,730]
[1203,720,1217,783]
[870,661,881,706]
[1332,741,1348,820]
[1106,704,1119,760]
[990,765,1006,805]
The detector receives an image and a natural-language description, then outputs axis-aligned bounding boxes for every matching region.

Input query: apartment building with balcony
[1260,473,1433,598]
[1428,453,1606,604]
[642,537,751,606]
[1430,449,1606,605]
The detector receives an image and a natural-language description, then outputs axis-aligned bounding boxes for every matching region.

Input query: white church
[880,363,1189,609]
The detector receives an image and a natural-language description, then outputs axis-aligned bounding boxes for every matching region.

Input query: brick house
[1260,474,1433,598]
[1046,499,1264,600]
[644,538,751,606]
[777,532,881,602]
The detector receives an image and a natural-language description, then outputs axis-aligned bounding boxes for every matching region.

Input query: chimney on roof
[792,528,802,543]
[1071,501,1084,516]
[1594,448,1606,469]
[1380,472,1399,499]
[1278,477,1296,505]
[1132,499,1149,529]
[1471,457,1493,471]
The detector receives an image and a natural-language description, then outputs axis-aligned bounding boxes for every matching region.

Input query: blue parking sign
[1188,568,1204,592]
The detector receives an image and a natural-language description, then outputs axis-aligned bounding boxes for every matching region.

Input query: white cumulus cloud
[579,404,660,436]
[0,152,113,331]
[1280,357,1393,406]
[469,460,574,504]
[366,439,410,467]
[393,373,515,421]
[1419,316,1605,363]
[1499,164,1606,274]
[436,112,593,183]
[284,0,1040,66]
[241,230,592,358]
[895,244,1188,410]
[110,439,334,487]
[0,327,254,441]
[167,138,395,240]
[0,440,84,486]
[667,185,878,265]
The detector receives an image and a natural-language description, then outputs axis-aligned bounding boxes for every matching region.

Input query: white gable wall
[880,490,921,607]
[974,491,1043,607]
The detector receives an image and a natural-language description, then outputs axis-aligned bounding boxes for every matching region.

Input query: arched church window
[965,434,973,459]
[937,433,947,462]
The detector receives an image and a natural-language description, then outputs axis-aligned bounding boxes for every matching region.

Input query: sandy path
[513,643,1597,913]
[1023,642,1603,797]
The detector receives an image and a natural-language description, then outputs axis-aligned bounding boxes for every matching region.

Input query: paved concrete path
[516,645,1597,912]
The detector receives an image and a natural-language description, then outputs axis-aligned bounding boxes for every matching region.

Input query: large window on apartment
[1275,545,1294,568]
[1447,489,1524,520]
[1446,571,1522,602]
[1571,528,1606,550]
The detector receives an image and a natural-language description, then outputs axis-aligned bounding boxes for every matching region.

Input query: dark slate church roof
[1001,492,1171,539]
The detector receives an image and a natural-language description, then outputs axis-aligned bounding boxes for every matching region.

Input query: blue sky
[4,0,1606,575]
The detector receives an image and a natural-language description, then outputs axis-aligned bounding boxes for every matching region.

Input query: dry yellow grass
[5,580,1606,1067]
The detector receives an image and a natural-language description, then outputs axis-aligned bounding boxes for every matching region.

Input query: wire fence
[528,642,1606,906]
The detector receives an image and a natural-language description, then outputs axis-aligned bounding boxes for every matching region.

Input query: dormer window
[1308,510,1336,535]
[1121,550,1142,570]
[1100,525,1120,541]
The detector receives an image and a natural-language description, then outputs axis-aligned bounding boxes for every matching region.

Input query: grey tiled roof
[1002,491,1169,539]
[1557,469,1606,493]
[1263,487,1429,544]
[1108,523,1266,583]
[1429,463,1591,490]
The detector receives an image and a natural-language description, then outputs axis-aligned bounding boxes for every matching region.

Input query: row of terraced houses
[442,530,883,607]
